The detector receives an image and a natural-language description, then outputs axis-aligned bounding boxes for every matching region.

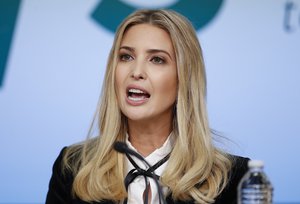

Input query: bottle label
[241,186,273,203]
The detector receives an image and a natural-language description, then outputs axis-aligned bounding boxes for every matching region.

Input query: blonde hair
[63,9,232,203]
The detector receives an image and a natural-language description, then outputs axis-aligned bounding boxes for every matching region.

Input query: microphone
[114,141,167,204]
[114,141,146,162]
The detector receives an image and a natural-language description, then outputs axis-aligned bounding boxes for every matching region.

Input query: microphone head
[113,141,166,204]
[113,141,145,162]
[114,141,128,154]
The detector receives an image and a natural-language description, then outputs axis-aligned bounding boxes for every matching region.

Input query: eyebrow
[119,46,174,60]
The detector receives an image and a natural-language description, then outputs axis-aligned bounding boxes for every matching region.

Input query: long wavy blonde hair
[63,9,232,203]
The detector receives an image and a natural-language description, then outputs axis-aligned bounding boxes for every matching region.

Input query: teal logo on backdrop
[0,0,223,89]
[0,0,21,88]
[91,0,224,33]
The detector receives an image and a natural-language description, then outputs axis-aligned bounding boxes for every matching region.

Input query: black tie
[123,152,170,204]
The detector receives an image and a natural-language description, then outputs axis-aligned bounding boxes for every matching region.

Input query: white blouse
[125,133,174,204]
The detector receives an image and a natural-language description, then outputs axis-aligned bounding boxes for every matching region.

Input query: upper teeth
[129,88,145,94]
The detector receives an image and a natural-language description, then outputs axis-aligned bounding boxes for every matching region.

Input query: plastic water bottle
[238,160,273,204]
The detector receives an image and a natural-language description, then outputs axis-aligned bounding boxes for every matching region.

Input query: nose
[131,61,146,80]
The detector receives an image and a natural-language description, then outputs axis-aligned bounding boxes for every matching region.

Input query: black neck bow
[123,152,170,204]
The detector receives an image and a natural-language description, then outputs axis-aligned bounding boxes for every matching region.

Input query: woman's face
[115,24,177,123]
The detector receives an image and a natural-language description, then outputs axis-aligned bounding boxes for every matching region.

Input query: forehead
[120,24,174,52]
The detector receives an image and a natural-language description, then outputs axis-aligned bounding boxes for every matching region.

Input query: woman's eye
[119,54,133,61]
[151,56,165,64]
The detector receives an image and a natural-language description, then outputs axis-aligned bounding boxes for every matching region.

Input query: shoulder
[214,155,250,204]
[165,155,249,204]
[46,147,73,203]
[46,145,113,204]
[230,155,250,180]
[46,146,81,203]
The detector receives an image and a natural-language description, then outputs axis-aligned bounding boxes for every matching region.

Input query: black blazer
[46,148,249,204]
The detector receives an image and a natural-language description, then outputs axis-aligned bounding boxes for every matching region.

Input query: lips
[126,86,150,105]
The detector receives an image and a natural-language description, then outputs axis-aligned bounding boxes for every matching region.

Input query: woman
[46,9,249,204]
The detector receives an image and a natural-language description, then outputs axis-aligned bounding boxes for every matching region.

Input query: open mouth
[127,88,151,101]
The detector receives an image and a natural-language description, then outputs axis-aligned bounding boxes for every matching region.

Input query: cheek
[115,67,125,101]
[168,73,178,102]
[167,80,178,101]
[115,66,125,89]
[157,73,178,101]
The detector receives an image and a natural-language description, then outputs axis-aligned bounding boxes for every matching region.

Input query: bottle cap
[248,160,264,168]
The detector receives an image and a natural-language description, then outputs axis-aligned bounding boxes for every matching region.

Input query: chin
[124,111,153,122]
[126,114,148,121]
